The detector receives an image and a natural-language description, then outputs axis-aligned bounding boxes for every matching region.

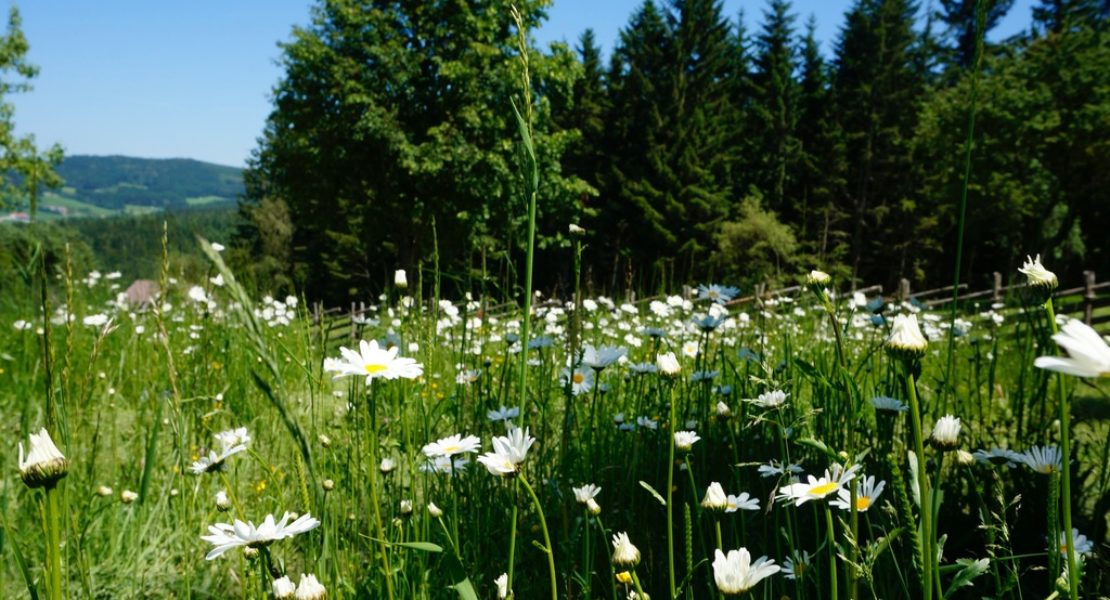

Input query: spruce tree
[937,0,1016,69]
[751,0,800,215]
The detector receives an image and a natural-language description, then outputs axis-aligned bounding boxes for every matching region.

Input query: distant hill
[33,155,244,218]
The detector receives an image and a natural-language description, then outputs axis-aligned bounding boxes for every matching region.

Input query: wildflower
[635,416,658,430]
[215,427,251,449]
[322,479,335,492]
[120,490,138,504]
[1021,445,1063,475]
[712,548,780,595]
[1019,254,1057,292]
[96,485,113,497]
[611,532,641,567]
[1034,319,1110,378]
[628,362,658,375]
[420,455,469,475]
[806,270,831,286]
[18,428,68,488]
[702,482,729,511]
[394,269,407,288]
[201,512,320,560]
[83,313,110,327]
[215,490,232,511]
[656,352,681,376]
[777,465,859,506]
[573,483,602,505]
[748,390,788,409]
[870,396,908,413]
[494,573,509,599]
[400,499,413,515]
[930,415,961,451]
[569,223,586,236]
[295,573,327,600]
[487,405,519,423]
[1055,528,1094,556]
[725,492,760,512]
[682,341,699,358]
[477,426,536,476]
[698,284,739,304]
[782,550,812,580]
[831,475,886,512]
[582,344,627,371]
[972,447,1021,467]
[886,314,928,358]
[456,369,481,385]
[379,457,396,473]
[758,460,804,478]
[693,314,725,332]
[616,571,632,584]
[716,401,732,417]
[427,502,443,518]
[324,339,424,383]
[190,445,247,474]
[273,576,296,599]
[561,367,595,396]
[673,431,701,452]
[422,434,481,459]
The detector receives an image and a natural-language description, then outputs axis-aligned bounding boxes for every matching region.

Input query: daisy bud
[120,490,138,504]
[885,314,928,359]
[18,428,68,489]
[318,434,332,448]
[673,431,701,452]
[1019,254,1057,296]
[716,401,732,418]
[806,270,831,286]
[956,450,975,465]
[322,479,335,492]
[656,352,681,376]
[568,223,586,237]
[394,269,408,289]
[494,573,510,599]
[215,490,232,512]
[400,499,413,515]
[427,502,443,518]
[96,485,113,497]
[379,457,396,474]
[611,532,641,567]
[930,415,961,451]
[273,576,296,599]
[701,482,729,512]
[586,498,601,515]
[295,573,327,600]
[243,547,260,559]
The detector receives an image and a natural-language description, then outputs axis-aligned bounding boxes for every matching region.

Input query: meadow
[1,239,1107,600]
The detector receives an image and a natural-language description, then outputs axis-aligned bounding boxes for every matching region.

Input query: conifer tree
[937,0,1016,69]
[751,0,800,214]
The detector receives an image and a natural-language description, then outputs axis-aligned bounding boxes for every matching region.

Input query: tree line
[237,0,1110,304]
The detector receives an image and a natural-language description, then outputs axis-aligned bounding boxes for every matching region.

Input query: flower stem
[506,480,519,595]
[905,370,934,600]
[665,383,677,599]
[824,502,838,600]
[45,484,63,600]
[1045,300,1079,600]
[519,474,557,600]
[630,570,648,599]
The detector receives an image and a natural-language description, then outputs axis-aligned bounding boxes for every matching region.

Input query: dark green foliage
[937,0,1016,69]
[751,0,800,214]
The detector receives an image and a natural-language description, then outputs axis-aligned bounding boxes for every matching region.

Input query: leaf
[943,558,990,598]
[639,480,667,507]
[392,541,443,553]
[797,437,842,462]
[443,550,479,600]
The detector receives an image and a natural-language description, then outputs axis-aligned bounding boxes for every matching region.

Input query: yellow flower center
[442,445,460,455]
[365,363,388,374]
[855,496,872,511]
[573,373,585,384]
[809,482,839,497]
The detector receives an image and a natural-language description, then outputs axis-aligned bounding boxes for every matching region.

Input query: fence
[310,270,1108,339]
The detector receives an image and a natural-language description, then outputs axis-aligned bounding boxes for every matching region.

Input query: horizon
[11,0,1033,168]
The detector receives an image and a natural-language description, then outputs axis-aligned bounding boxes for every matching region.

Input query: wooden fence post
[1084,270,1096,325]
[899,278,911,302]
[992,272,1002,302]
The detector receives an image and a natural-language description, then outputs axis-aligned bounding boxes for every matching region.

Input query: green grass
[0,262,1107,599]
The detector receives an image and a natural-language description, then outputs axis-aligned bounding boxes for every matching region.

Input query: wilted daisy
[573,483,602,514]
[673,431,701,452]
[725,492,760,513]
[782,550,812,580]
[930,415,961,450]
[1019,254,1058,292]
[871,396,908,413]
[702,482,729,511]
[749,390,788,409]
[18,427,68,488]
[712,548,780,595]
[611,532,641,567]
[201,512,320,560]
[477,426,536,476]
[831,475,886,512]
[494,573,509,599]
[422,434,481,459]
[1034,319,1110,378]
[1021,445,1063,475]
[324,339,424,383]
[561,367,595,396]
[886,313,928,358]
[295,573,326,600]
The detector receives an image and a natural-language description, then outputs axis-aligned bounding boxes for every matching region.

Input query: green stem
[906,370,934,600]
[630,570,648,599]
[824,502,839,600]
[519,475,557,600]
[367,387,395,600]
[666,383,677,599]
[507,480,519,595]
[45,484,63,600]
[1046,300,1079,600]
[583,507,592,600]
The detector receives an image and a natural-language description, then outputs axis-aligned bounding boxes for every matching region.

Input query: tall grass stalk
[1044,299,1079,600]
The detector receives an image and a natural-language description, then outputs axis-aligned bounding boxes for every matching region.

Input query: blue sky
[8,0,1034,167]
